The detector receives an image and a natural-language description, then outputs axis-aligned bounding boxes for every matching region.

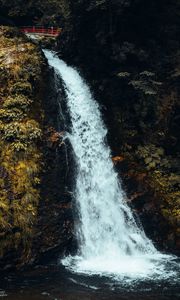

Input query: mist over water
[43,50,177,281]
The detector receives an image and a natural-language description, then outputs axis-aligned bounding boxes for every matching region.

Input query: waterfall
[44,50,173,279]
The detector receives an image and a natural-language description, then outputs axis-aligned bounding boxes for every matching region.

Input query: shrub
[3,95,32,110]
[10,82,32,96]
[3,120,42,142]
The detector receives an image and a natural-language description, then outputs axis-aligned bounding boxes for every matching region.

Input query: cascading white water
[44,50,174,279]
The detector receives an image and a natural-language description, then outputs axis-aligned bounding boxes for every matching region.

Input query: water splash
[43,50,177,280]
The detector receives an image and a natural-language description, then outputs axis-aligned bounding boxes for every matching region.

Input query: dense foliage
[0,27,44,265]
[0,0,70,26]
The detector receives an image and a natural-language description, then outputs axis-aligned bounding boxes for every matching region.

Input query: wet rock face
[33,69,76,264]
[58,0,180,254]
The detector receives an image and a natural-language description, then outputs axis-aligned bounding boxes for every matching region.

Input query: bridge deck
[20,26,62,37]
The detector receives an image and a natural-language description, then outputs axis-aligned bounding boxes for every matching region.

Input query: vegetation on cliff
[0,0,179,260]
[57,0,180,253]
[0,0,70,26]
[0,26,45,266]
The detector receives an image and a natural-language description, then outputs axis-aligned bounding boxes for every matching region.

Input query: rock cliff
[58,0,180,253]
[0,26,73,270]
[0,0,179,270]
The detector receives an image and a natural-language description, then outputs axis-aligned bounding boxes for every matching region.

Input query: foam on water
[43,50,177,281]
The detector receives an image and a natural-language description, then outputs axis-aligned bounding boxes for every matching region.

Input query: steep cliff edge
[0,26,73,270]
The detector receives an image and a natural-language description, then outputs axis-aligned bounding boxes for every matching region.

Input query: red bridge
[20,26,62,37]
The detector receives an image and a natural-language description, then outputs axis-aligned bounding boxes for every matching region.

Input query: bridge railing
[20,26,62,37]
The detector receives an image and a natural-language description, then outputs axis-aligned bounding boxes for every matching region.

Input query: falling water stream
[43,50,177,281]
[0,50,179,300]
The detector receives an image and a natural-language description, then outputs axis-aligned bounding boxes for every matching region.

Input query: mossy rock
[0,26,45,267]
